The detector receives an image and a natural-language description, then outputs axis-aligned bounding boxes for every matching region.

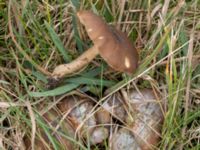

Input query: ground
[0,0,200,149]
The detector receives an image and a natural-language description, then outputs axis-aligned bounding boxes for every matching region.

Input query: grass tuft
[0,0,200,149]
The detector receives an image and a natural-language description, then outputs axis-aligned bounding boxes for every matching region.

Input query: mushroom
[108,89,164,150]
[127,89,164,150]
[52,10,138,79]
[89,127,109,145]
[110,128,140,150]
[57,95,109,145]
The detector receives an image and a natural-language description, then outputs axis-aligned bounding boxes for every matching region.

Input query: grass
[0,0,200,149]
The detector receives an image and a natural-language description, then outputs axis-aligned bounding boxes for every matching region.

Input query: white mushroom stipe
[98,36,104,40]
[125,57,130,68]
[87,28,93,32]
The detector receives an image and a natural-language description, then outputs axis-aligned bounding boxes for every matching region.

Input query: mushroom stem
[52,46,98,78]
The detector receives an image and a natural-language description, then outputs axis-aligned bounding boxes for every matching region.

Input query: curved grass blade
[29,83,78,97]
[66,77,115,87]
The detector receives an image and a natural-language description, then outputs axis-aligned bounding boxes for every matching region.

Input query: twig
[0,102,25,108]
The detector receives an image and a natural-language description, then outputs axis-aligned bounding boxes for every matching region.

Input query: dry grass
[0,0,200,149]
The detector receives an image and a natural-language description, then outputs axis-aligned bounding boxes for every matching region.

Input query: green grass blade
[70,0,80,9]
[72,14,84,53]
[29,83,78,97]
[66,77,115,87]
[32,71,48,83]
[37,116,59,150]
[45,21,71,62]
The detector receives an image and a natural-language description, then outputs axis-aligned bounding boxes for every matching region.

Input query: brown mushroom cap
[77,10,138,73]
